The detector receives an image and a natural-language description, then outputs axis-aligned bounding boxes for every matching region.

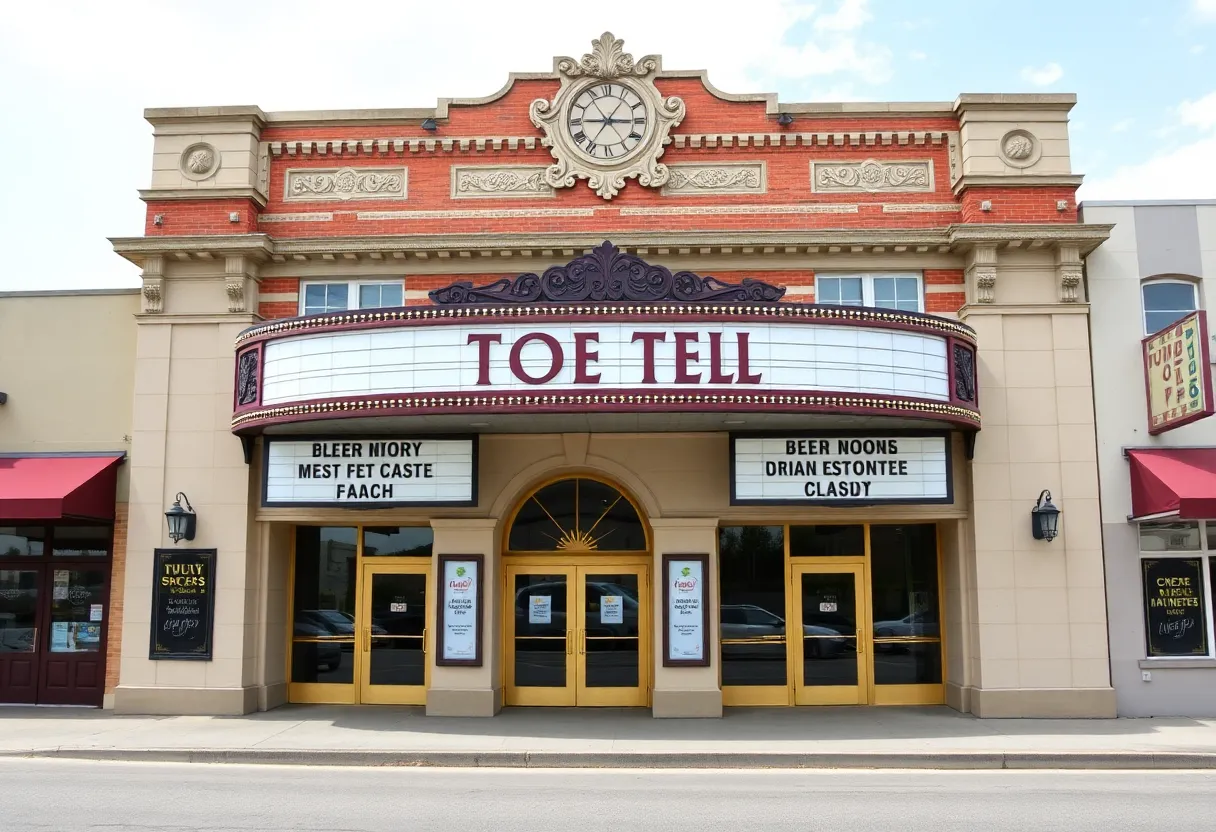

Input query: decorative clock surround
[530,32,686,200]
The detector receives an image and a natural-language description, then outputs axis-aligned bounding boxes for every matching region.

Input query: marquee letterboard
[149,548,216,661]
[1142,558,1209,657]
[263,436,477,507]
[730,433,951,505]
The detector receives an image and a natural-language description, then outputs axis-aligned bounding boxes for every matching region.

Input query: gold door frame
[286,524,434,706]
[501,474,654,707]
[719,523,946,707]
[792,562,869,705]
[359,562,431,706]
[504,556,651,707]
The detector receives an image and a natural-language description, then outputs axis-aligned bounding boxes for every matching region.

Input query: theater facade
[1,34,1116,717]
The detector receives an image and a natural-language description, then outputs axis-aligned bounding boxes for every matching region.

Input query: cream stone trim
[357,207,595,221]
[259,213,334,223]
[812,159,934,193]
[924,283,965,294]
[660,162,766,196]
[881,204,961,213]
[138,187,269,208]
[450,165,554,199]
[672,131,952,149]
[111,223,1114,268]
[284,167,407,201]
[266,137,540,157]
[619,204,858,216]
[951,173,1085,195]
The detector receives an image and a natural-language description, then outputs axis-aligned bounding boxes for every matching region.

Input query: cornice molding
[111,224,1113,267]
[951,174,1084,195]
[139,187,269,208]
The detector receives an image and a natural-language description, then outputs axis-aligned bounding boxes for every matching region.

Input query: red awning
[0,454,125,521]
[1126,448,1216,521]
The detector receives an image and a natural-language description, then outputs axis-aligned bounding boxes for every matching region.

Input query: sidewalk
[3,705,1216,769]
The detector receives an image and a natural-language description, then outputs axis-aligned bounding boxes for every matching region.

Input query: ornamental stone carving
[966,244,999,304]
[953,344,977,403]
[285,167,407,201]
[450,166,553,198]
[1056,244,1083,303]
[141,278,163,314]
[180,142,220,182]
[236,350,259,406]
[530,33,686,200]
[810,160,933,193]
[998,129,1041,169]
[662,162,766,196]
[428,241,786,305]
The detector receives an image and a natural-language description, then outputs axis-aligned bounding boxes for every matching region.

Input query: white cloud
[1192,44,1207,54]
[1020,62,1064,86]
[1110,118,1134,133]
[1082,89,1216,200]
[0,0,900,290]
[908,50,928,60]
[1179,91,1216,130]
[814,0,871,31]
[1195,0,1216,19]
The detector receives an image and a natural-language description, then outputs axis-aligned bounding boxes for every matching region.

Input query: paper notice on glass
[50,621,71,652]
[53,570,69,601]
[76,623,101,644]
[667,560,705,661]
[441,560,478,662]
[389,602,408,613]
[600,595,623,624]
[529,595,552,624]
[89,604,104,622]
[819,602,837,613]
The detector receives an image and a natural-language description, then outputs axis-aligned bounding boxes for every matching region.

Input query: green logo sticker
[456,566,466,577]
[681,566,691,577]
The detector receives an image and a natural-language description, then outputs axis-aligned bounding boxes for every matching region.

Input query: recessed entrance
[502,477,651,707]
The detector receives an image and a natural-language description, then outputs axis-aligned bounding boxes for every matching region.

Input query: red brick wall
[959,186,1077,224]
[145,198,260,235]
[104,502,127,696]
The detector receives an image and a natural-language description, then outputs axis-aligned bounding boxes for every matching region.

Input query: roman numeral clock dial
[567,83,647,161]
[528,33,686,198]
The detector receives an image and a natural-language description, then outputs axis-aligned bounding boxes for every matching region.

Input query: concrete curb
[4,748,1216,769]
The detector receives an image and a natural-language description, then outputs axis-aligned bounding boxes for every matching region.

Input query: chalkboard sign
[149,548,216,661]
[1142,558,1209,657]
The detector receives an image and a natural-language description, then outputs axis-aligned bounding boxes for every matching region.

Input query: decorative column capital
[224,255,260,314]
[1055,244,1083,303]
[965,244,999,304]
[140,255,165,314]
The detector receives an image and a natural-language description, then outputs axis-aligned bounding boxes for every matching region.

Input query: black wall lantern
[1030,490,1060,542]
[165,492,197,543]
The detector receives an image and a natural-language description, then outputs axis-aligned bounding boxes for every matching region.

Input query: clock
[531,33,685,200]
[567,82,648,162]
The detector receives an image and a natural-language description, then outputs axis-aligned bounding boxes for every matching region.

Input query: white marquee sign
[731,434,951,504]
[263,437,476,507]
[259,322,950,405]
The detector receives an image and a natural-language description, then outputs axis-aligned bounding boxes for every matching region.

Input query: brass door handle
[422,628,428,655]
[579,629,586,655]
[566,630,573,655]
[857,628,864,654]
[362,628,371,652]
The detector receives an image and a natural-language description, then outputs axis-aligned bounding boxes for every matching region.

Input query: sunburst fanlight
[555,528,601,552]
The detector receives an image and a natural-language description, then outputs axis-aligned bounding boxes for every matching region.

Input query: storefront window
[1139,521,1216,659]
[51,526,110,557]
[0,569,38,652]
[291,526,358,684]
[47,568,106,653]
[362,527,433,557]
[719,526,786,687]
[790,525,864,557]
[0,527,45,558]
[869,524,942,685]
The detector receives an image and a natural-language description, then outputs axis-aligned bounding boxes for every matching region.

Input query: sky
[1,0,1214,291]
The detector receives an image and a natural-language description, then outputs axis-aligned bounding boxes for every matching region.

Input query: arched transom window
[508,478,646,552]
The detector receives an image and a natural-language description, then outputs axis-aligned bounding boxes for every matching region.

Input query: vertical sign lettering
[1142,558,1209,657]
[149,549,216,661]
[437,554,483,666]
[1143,311,1214,435]
[664,554,710,667]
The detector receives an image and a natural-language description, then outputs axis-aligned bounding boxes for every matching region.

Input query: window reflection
[362,526,433,557]
[870,524,942,684]
[292,526,357,684]
[719,526,787,687]
[0,527,44,557]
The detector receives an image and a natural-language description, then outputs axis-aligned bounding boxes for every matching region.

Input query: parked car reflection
[720,604,848,659]
[292,619,343,672]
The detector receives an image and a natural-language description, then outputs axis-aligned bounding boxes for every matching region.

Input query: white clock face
[567,82,649,161]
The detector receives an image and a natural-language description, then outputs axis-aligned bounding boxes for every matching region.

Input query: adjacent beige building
[0,34,1117,718]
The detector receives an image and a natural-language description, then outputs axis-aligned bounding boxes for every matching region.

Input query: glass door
[359,564,429,705]
[0,567,42,704]
[505,561,650,707]
[576,566,649,707]
[792,563,869,705]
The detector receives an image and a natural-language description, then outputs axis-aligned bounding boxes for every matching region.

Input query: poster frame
[148,548,217,661]
[662,552,710,668]
[435,553,484,667]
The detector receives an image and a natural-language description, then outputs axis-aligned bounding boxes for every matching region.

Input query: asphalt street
[2,758,1213,832]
